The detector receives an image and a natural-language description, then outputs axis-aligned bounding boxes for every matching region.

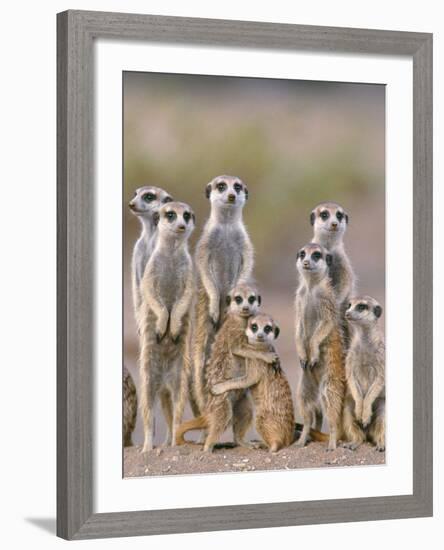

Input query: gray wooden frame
[57,9,433,540]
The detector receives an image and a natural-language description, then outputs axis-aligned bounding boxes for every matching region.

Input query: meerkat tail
[175,415,208,445]
[294,423,330,443]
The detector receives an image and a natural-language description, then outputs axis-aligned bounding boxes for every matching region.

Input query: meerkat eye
[299,250,306,260]
[251,323,258,333]
[320,211,329,221]
[264,325,273,334]
[312,251,322,261]
[233,182,242,193]
[143,192,156,202]
[216,182,227,192]
[165,211,177,221]
[183,212,191,223]
[248,296,256,304]
[357,303,368,311]
[234,296,243,305]
[347,303,352,310]
[336,211,344,221]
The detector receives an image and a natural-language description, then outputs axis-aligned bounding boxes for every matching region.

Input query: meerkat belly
[328,255,343,290]
[155,255,187,310]
[207,228,244,295]
[300,302,321,342]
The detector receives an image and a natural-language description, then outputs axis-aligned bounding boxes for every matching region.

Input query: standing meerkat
[123,366,138,447]
[294,243,345,451]
[139,201,195,453]
[212,313,295,453]
[342,296,385,451]
[310,202,356,327]
[128,186,173,328]
[176,284,275,452]
[193,175,254,413]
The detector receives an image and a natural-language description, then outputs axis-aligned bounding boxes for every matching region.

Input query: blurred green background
[123,72,385,447]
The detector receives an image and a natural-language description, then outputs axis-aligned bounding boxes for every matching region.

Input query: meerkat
[128,186,173,328]
[310,202,356,338]
[342,296,385,451]
[123,366,138,447]
[212,313,295,452]
[139,201,195,453]
[294,243,345,451]
[192,175,254,413]
[176,284,276,452]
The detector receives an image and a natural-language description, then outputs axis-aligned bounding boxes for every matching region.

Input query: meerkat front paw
[264,352,279,365]
[155,316,169,343]
[299,358,309,370]
[208,302,220,328]
[169,320,183,344]
[361,407,372,428]
[211,383,225,395]
[308,359,318,370]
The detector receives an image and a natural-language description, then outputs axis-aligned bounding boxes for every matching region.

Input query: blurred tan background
[123,72,385,447]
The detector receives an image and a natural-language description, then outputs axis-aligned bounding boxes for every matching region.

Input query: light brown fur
[294,243,346,451]
[123,366,138,447]
[176,285,273,452]
[342,296,385,451]
[212,314,295,452]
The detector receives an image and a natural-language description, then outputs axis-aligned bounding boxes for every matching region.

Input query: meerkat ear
[163,195,173,203]
[374,305,383,318]
[192,213,196,224]
[257,295,262,306]
[310,212,315,226]
[244,186,249,200]
[326,253,333,266]
[226,295,231,306]
[205,183,212,199]
[345,213,349,224]
[153,212,160,226]
[274,325,280,339]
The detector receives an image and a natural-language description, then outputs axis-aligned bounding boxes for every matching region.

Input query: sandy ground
[124,441,385,478]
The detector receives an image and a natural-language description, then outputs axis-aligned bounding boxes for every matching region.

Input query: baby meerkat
[176,283,276,452]
[294,243,345,451]
[129,186,173,327]
[212,313,295,453]
[123,366,137,447]
[193,175,254,413]
[311,202,356,326]
[342,296,385,451]
[139,201,195,452]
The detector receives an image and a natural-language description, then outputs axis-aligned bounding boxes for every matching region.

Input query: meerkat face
[155,201,195,238]
[246,314,280,345]
[296,243,332,277]
[205,175,248,209]
[345,296,383,325]
[310,202,348,239]
[128,186,173,218]
[225,283,261,318]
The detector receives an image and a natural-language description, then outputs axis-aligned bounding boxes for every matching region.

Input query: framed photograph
[57,10,433,540]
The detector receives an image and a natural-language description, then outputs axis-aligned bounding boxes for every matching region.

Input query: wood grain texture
[56,10,433,540]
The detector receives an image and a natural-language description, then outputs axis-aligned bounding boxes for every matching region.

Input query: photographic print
[123,72,386,478]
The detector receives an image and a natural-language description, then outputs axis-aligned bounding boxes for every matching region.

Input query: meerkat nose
[228,194,236,202]
[129,202,135,209]
[178,224,186,231]
[331,222,338,228]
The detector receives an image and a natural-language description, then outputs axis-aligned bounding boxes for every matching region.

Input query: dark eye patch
[183,212,191,223]
[248,296,256,304]
[264,325,273,334]
[165,211,177,222]
[217,181,227,192]
[347,303,352,310]
[312,251,322,261]
[233,182,242,193]
[251,323,258,333]
[235,296,243,305]
[357,303,368,311]
[162,196,173,204]
[298,250,306,260]
[320,211,330,220]
[336,211,344,221]
[143,192,156,203]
